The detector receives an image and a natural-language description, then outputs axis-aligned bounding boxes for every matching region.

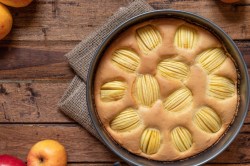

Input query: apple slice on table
[27,140,67,166]
[0,154,25,166]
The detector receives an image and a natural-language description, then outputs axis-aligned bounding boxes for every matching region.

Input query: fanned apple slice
[193,107,222,133]
[134,74,160,107]
[112,49,140,73]
[110,108,140,132]
[136,25,162,54]
[174,25,198,49]
[158,60,189,80]
[140,128,161,155]
[208,75,235,99]
[101,81,127,102]
[197,48,226,73]
[171,127,192,152]
[164,88,192,112]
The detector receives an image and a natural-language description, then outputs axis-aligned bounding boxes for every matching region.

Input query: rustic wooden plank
[0,82,249,123]
[237,41,250,68]
[0,0,249,42]
[0,41,249,80]
[0,40,79,52]
[0,62,73,80]
[0,46,73,80]
[0,82,73,123]
[0,47,65,71]
[148,0,250,40]
[0,124,121,162]
[0,124,249,163]
[0,1,248,165]
[4,0,133,41]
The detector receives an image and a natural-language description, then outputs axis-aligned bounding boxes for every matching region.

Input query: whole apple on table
[0,140,67,166]
[0,0,241,165]
[0,0,33,40]
[0,155,26,166]
[27,140,67,166]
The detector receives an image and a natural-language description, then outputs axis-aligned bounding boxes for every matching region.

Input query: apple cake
[94,18,239,161]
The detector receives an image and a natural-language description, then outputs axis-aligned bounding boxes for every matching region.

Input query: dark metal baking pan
[86,10,250,166]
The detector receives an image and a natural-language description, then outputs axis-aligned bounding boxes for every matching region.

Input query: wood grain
[148,0,250,40]
[0,0,248,42]
[0,41,249,80]
[0,47,73,80]
[0,124,249,163]
[0,0,249,165]
[0,82,72,123]
[0,124,120,162]
[0,82,249,123]
[4,0,132,41]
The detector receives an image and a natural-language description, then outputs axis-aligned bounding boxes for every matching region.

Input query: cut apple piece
[136,25,162,54]
[164,88,192,112]
[171,127,192,152]
[140,128,161,155]
[193,107,222,133]
[110,108,140,132]
[112,49,140,73]
[197,48,226,74]
[174,25,198,49]
[134,74,160,107]
[100,81,127,102]
[208,75,235,99]
[158,60,189,80]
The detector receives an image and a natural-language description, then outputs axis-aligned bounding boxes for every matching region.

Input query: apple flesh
[27,140,67,166]
[0,154,26,166]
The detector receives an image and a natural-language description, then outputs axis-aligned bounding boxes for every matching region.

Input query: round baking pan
[86,10,250,166]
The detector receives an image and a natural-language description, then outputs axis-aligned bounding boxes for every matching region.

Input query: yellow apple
[27,140,67,166]
[0,3,12,40]
[0,0,33,7]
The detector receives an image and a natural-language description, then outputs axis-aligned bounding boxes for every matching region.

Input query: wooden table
[0,0,249,165]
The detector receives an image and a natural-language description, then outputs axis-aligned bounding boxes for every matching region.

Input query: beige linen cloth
[58,0,153,140]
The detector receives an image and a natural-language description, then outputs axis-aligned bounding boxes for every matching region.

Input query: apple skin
[220,0,240,3]
[27,140,67,166]
[0,3,13,40]
[0,0,33,7]
[0,154,26,166]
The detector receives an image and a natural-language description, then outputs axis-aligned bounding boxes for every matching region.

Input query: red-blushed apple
[221,0,240,3]
[0,154,26,166]
[27,140,67,166]
[0,0,33,7]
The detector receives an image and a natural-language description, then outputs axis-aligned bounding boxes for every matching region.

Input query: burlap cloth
[58,0,153,140]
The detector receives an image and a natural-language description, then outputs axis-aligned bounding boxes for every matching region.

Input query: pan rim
[86,9,250,166]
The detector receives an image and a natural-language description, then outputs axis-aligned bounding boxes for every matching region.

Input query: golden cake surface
[94,18,238,161]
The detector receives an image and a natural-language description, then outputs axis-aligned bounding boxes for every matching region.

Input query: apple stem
[39,157,44,163]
